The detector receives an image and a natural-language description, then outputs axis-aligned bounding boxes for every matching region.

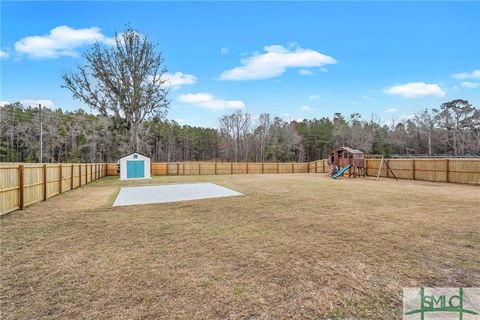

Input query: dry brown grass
[1,174,479,319]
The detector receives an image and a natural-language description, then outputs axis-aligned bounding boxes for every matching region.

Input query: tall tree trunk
[428,132,432,155]
[132,123,139,152]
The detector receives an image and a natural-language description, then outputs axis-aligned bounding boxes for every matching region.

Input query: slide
[332,164,352,179]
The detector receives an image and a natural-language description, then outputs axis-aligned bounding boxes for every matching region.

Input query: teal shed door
[126,160,145,178]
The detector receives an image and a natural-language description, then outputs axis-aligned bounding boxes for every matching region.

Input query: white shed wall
[119,153,151,180]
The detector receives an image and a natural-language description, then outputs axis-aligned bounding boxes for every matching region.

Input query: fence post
[71,164,74,190]
[277,163,279,174]
[43,164,47,200]
[199,162,201,175]
[58,164,63,194]
[231,163,233,174]
[90,164,93,182]
[412,159,416,180]
[446,159,450,183]
[315,161,318,173]
[262,163,264,174]
[246,162,249,174]
[292,163,294,174]
[386,160,390,178]
[214,162,217,175]
[19,165,25,210]
[322,160,325,173]
[177,163,180,175]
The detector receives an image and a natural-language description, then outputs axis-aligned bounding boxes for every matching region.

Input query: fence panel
[247,163,262,174]
[414,159,448,182]
[151,163,168,176]
[1,162,107,215]
[46,165,60,198]
[383,159,414,180]
[61,164,72,192]
[72,164,80,188]
[23,166,43,206]
[232,163,246,174]
[214,163,231,175]
[448,159,480,184]
[262,163,278,174]
[294,163,309,173]
[107,163,118,176]
[167,163,180,175]
[0,166,20,214]
[182,162,199,175]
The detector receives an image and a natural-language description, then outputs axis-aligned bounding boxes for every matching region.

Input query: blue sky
[1,1,479,128]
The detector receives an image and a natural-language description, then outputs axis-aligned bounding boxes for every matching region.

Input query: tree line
[1,99,478,163]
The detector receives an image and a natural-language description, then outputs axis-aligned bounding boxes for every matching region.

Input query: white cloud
[452,69,480,80]
[14,25,114,59]
[384,82,445,98]
[220,47,229,55]
[399,114,415,121]
[362,95,375,102]
[219,44,337,80]
[20,99,54,108]
[178,92,245,111]
[309,94,323,100]
[279,113,303,122]
[298,69,314,76]
[173,118,186,123]
[461,81,480,89]
[160,72,197,90]
[385,108,398,113]
[300,105,315,111]
[319,67,328,73]
[0,50,9,59]
[0,101,11,106]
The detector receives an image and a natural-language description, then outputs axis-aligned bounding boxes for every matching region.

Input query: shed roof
[119,152,150,160]
[332,147,364,154]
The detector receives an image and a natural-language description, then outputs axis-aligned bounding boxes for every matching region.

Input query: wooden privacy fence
[2,158,478,215]
[107,158,479,185]
[363,158,479,184]
[1,163,107,215]
[107,161,326,176]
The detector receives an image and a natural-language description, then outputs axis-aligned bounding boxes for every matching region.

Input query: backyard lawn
[1,174,479,319]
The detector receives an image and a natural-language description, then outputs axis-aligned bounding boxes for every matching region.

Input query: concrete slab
[113,183,243,207]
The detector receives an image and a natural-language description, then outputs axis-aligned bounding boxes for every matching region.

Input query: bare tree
[219,111,251,161]
[436,100,477,155]
[62,27,169,152]
[415,109,436,155]
[255,113,271,162]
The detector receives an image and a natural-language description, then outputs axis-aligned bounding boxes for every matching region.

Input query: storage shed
[119,153,151,180]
